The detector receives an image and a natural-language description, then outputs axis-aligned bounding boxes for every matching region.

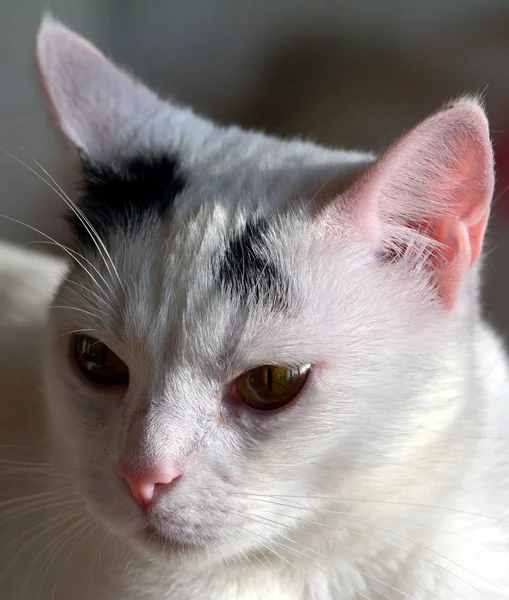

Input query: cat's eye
[72,334,129,386]
[235,364,311,410]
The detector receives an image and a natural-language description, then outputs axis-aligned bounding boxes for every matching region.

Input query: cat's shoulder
[0,241,64,329]
[0,242,64,412]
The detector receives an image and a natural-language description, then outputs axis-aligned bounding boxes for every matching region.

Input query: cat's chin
[132,525,227,569]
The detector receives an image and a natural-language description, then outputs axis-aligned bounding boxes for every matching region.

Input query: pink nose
[117,461,181,510]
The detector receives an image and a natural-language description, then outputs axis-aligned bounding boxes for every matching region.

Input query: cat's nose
[117,460,182,510]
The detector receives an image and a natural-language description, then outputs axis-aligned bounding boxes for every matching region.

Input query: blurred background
[1,0,509,333]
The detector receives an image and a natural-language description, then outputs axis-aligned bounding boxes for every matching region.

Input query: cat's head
[36,18,494,568]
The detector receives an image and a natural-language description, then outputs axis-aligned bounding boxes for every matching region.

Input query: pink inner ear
[428,120,493,308]
[456,143,493,268]
[335,100,494,309]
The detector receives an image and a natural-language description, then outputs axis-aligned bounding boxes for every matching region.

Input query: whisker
[244,509,431,599]
[35,515,94,600]
[244,496,499,597]
[49,305,103,321]
[0,498,79,527]
[239,544,259,575]
[239,492,509,525]
[0,146,118,298]
[244,495,495,550]
[21,149,124,294]
[0,213,109,294]
[60,278,110,311]
[28,513,92,600]
[15,239,108,306]
[52,328,97,341]
[237,524,332,599]
[0,489,74,511]
[87,528,110,583]
[0,467,70,479]
[0,506,84,583]
[51,520,101,600]
[249,538,279,582]
[242,512,390,600]
[16,255,111,310]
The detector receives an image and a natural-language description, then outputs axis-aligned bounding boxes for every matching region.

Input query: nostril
[117,461,182,510]
[154,474,182,493]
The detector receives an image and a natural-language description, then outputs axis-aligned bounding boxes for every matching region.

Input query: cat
[1,15,509,600]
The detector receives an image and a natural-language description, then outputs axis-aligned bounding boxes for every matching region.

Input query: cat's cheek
[62,374,125,430]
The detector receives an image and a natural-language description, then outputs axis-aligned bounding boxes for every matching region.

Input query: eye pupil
[267,367,273,392]
[236,364,311,411]
[72,334,129,387]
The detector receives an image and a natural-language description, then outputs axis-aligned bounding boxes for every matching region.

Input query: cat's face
[37,19,494,567]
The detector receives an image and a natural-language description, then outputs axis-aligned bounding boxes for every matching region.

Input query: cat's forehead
[63,156,314,367]
[60,136,373,367]
[74,151,308,285]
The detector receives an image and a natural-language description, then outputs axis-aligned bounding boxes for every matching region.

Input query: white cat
[1,16,508,600]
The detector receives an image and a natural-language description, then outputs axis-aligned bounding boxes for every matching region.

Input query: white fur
[0,18,508,600]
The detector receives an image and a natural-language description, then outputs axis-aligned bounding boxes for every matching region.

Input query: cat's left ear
[35,16,168,163]
[327,98,494,310]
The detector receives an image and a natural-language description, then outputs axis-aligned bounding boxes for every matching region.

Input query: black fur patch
[69,155,185,245]
[215,218,290,309]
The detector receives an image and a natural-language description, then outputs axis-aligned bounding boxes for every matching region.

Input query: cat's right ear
[35,16,167,163]
[320,98,494,310]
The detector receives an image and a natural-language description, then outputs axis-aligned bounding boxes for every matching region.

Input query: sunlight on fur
[0,15,508,600]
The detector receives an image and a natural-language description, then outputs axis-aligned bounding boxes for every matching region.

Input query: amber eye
[235,365,311,410]
[72,334,129,386]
